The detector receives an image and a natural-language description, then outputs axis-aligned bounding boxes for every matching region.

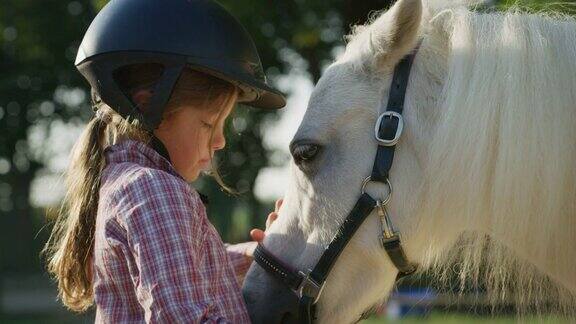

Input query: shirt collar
[104,139,184,181]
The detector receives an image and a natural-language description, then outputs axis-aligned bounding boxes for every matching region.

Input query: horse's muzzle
[242,263,301,324]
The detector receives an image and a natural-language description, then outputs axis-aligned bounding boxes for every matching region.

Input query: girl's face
[154,101,234,182]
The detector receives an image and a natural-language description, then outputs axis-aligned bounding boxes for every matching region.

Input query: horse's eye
[290,141,321,166]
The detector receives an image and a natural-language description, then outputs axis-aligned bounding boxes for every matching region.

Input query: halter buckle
[380,234,400,247]
[375,111,404,146]
[297,270,325,304]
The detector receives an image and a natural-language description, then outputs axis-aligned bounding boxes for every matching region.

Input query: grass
[0,314,93,324]
[1,312,571,323]
[362,313,571,324]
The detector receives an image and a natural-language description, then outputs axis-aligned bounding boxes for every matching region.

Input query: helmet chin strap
[128,62,185,165]
[142,62,186,131]
[148,132,172,164]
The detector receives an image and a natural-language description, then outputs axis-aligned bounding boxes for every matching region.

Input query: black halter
[253,47,420,323]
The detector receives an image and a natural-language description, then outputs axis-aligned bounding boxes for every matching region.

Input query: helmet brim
[237,78,286,110]
[184,57,286,110]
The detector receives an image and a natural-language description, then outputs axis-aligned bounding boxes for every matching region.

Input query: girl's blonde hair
[43,64,238,312]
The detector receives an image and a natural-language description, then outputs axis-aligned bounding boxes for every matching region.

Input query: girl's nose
[212,130,226,151]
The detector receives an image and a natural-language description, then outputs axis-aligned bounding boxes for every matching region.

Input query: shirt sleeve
[224,242,254,284]
[120,170,228,324]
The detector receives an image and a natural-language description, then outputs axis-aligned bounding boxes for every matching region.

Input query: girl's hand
[249,198,282,243]
[243,199,282,260]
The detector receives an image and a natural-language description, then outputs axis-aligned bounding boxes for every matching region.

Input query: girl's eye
[202,121,214,129]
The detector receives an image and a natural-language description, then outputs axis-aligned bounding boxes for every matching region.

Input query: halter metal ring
[361,176,392,206]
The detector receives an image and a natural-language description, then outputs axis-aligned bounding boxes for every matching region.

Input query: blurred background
[0,0,573,323]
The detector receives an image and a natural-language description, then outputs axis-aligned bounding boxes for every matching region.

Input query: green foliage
[496,0,576,13]
[0,0,95,274]
[361,313,570,323]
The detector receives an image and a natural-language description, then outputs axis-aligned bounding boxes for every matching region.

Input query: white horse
[243,0,576,322]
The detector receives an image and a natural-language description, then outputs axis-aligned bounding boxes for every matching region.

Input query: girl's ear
[131,89,153,111]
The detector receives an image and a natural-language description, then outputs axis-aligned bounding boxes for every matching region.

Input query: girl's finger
[266,212,278,229]
[275,199,284,212]
[250,229,265,242]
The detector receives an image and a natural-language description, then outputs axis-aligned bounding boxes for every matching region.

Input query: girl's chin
[197,159,211,168]
[181,161,211,182]
[184,171,200,182]
[187,166,211,182]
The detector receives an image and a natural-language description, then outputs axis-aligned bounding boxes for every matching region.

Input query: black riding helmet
[75,0,286,131]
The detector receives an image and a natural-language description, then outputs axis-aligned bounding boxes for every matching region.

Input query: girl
[43,0,286,322]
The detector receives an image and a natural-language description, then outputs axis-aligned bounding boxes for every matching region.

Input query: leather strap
[253,244,303,291]
[299,296,316,323]
[371,49,419,275]
[386,52,416,113]
[371,50,418,182]
[308,193,377,283]
[382,237,416,276]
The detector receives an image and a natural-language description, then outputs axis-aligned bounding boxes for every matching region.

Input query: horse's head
[243,0,452,322]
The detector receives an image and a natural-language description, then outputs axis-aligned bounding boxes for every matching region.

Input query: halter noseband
[253,45,421,323]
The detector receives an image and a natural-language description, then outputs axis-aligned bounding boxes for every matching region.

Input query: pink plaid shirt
[93,139,252,323]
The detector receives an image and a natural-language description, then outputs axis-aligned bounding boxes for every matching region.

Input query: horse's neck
[402,15,576,295]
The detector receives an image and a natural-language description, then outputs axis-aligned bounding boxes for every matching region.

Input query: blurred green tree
[0,0,96,274]
[497,0,576,13]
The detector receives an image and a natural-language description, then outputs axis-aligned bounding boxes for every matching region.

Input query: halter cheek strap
[253,44,421,323]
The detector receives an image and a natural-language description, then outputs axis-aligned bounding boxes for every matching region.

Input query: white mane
[344,0,576,315]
